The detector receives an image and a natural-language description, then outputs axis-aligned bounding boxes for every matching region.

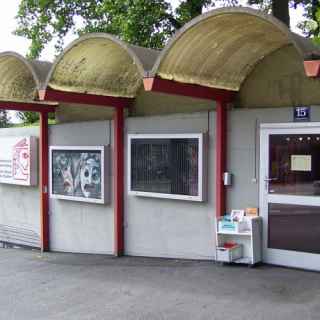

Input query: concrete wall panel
[227,106,320,211]
[49,121,114,254]
[125,112,216,260]
[2,104,320,258]
[0,127,40,247]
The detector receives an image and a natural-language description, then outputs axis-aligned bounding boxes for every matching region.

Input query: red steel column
[215,101,227,217]
[39,112,49,251]
[114,107,124,256]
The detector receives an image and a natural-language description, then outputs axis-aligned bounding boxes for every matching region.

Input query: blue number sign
[294,106,310,122]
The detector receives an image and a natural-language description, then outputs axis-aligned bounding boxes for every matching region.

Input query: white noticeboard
[0,136,38,186]
[291,155,312,172]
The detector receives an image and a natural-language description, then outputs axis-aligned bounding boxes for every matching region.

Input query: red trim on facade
[114,107,124,256]
[40,88,133,108]
[39,112,50,251]
[0,100,56,113]
[216,101,227,217]
[144,77,236,102]
[304,60,320,77]
[0,101,53,251]
[39,87,131,256]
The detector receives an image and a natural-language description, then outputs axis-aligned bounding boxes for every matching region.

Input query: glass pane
[131,138,199,196]
[269,203,320,254]
[269,134,320,195]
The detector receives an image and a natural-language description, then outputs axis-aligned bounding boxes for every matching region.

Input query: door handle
[264,177,278,192]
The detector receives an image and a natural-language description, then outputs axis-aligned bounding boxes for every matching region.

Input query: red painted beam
[0,100,56,113]
[216,101,227,217]
[144,77,236,102]
[40,88,133,108]
[39,112,50,251]
[114,107,124,256]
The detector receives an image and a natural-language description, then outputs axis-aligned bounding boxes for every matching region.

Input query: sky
[0,0,306,62]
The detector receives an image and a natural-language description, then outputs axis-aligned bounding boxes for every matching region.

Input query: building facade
[1,7,320,271]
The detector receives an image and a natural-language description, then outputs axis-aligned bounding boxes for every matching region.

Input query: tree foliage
[0,111,10,128]
[14,0,320,124]
[17,111,40,124]
[15,0,263,59]
[249,1,320,36]
[15,1,320,60]
[15,0,175,58]
[17,111,55,124]
[296,0,320,42]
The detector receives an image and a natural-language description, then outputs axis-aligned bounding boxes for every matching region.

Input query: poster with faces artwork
[50,146,108,204]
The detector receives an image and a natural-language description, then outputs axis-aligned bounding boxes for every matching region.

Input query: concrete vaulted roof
[150,7,320,92]
[45,33,159,98]
[0,52,51,101]
[43,7,320,99]
[0,6,320,119]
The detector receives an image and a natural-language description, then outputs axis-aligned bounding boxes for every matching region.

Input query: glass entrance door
[260,124,320,271]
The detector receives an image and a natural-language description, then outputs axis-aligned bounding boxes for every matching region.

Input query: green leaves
[248,1,320,41]
[14,0,241,59]
[17,111,55,124]
[15,0,176,58]
[0,111,10,128]
[14,1,320,60]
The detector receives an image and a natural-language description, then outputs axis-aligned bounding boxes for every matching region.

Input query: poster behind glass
[131,138,199,196]
[51,147,107,204]
[128,133,206,202]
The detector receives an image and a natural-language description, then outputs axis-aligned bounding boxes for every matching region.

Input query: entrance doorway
[260,123,320,271]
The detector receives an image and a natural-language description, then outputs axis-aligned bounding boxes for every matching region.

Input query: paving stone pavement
[0,248,320,320]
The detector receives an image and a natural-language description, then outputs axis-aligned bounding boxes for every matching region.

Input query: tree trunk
[272,0,290,28]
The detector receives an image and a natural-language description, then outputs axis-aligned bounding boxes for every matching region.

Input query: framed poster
[50,146,109,204]
[128,133,207,202]
[0,136,37,186]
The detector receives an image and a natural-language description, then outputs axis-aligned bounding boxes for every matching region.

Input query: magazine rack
[216,216,262,266]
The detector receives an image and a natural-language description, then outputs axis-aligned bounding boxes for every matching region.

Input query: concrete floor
[1,248,320,320]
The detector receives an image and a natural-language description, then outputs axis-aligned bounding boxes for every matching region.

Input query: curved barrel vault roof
[150,7,320,92]
[0,7,319,119]
[0,52,51,101]
[45,33,159,98]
